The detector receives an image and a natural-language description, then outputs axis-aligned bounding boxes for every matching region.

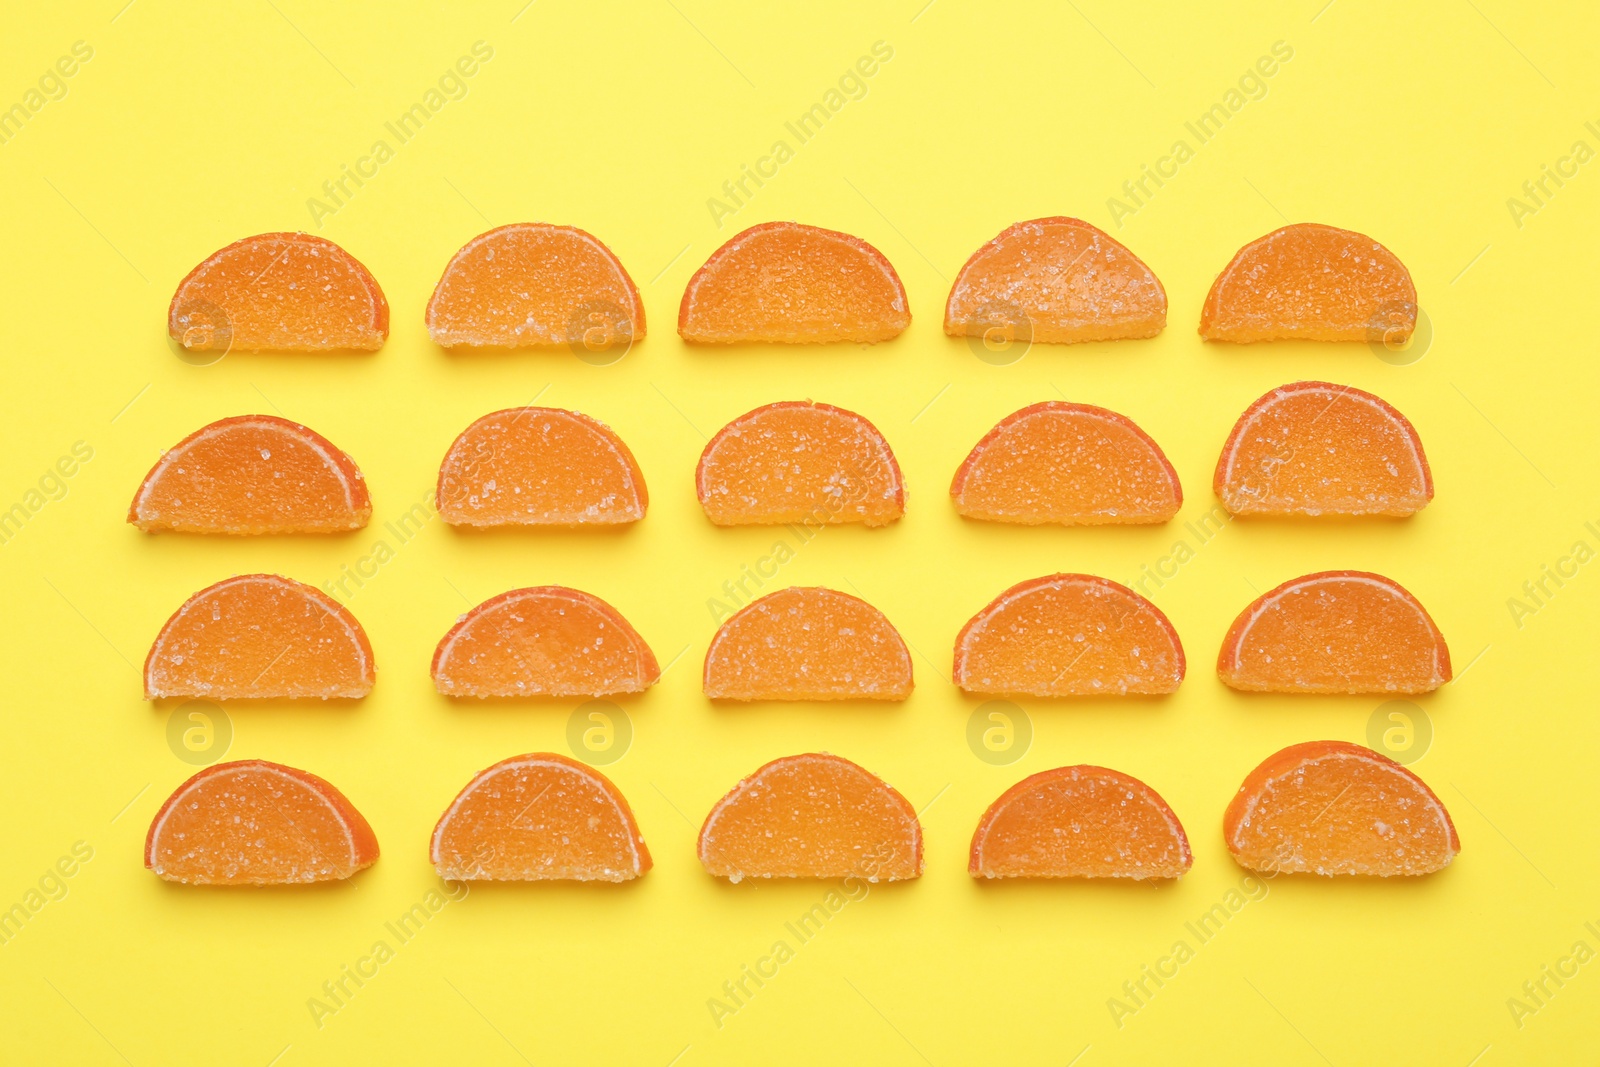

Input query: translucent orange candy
[951,401,1181,525]
[146,760,379,884]
[432,586,659,698]
[436,407,647,527]
[945,217,1167,343]
[696,401,905,526]
[169,233,388,352]
[425,223,644,349]
[678,222,910,343]
[704,587,913,701]
[954,574,1185,696]
[698,753,923,881]
[129,415,371,534]
[145,574,375,700]
[1225,741,1460,876]
[1218,571,1450,694]
[970,766,1192,880]
[431,753,651,882]
[1215,381,1433,517]
[1200,223,1416,342]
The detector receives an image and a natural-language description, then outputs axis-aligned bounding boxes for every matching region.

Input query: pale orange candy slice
[431,753,650,881]
[432,586,659,698]
[169,232,388,352]
[425,223,644,348]
[129,415,370,534]
[145,574,375,700]
[678,221,909,343]
[698,753,922,881]
[954,574,1184,696]
[437,407,647,527]
[1215,381,1433,517]
[1218,570,1450,694]
[945,217,1166,343]
[951,401,1181,525]
[1225,741,1460,876]
[696,401,905,527]
[970,766,1191,879]
[703,586,912,701]
[1200,223,1416,342]
[146,760,379,884]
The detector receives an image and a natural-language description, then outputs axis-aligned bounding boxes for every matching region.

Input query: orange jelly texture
[951,402,1181,525]
[146,761,378,885]
[144,575,374,700]
[169,233,388,352]
[945,217,1167,343]
[431,754,650,881]
[678,222,909,343]
[696,402,904,526]
[436,407,647,526]
[425,224,644,348]
[432,587,659,698]
[703,587,913,701]
[698,754,922,881]
[1225,741,1460,876]
[970,766,1191,879]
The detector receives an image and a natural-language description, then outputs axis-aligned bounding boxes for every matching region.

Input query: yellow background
[2,1,1596,1063]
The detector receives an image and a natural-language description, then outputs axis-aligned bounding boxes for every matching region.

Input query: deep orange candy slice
[1218,571,1450,694]
[1215,381,1433,517]
[146,760,379,884]
[678,222,909,343]
[145,574,375,700]
[169,232,388,352]
[951,401,1181,525]
[431,753,650,881]
[696,402,905,527]
[425,224,644,348]
[945,218,1167,343]
[954,575,1184,696]
[432,587,659,698]
[698,753,923,881]
[1225,741,1459,876]
[129,415,371,534]
[704,587,912,701]
[1200,223,1416,342]
[970,766,1191,879]
[436,407,647,527]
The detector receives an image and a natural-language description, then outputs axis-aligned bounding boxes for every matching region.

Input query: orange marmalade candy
[146,760,379,884]
[678,222,909,343]
[1215,381,1433,517]
[698,753,922,881]
[436,407,647,527]
[945,218,1167,343]
[704,587,912,701]
[970,766,1192,879]
[954,574,1185,696]
[951,401,1181,525]
[1218,571,1450,694]
[431,753,650,881]
[1225,741,1459,876]
[169,233,388,352]
[145,575,374,700]
[1200,223,1416,342]
[129,415,371,534]
[432,587,659,698]
[425,223,644,348]
[696,401,905,527]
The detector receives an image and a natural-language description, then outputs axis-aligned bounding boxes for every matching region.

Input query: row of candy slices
[144,573,1450,701]
[146,745,1459,886]
[168,219,1417,351]
[128,384,1433,536]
